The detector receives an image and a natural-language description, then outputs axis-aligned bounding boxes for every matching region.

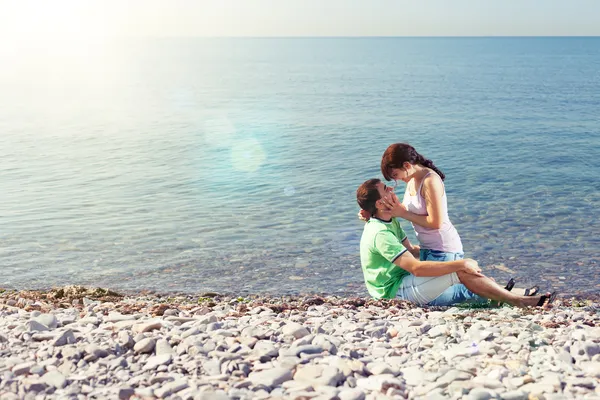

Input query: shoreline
[1,286,599,399]
[2,284,600,304]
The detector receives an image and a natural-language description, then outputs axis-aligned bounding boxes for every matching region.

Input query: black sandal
[524,285,540,296]
[504,277,516,291]
[505,278,539,297]
[536,291,558,307]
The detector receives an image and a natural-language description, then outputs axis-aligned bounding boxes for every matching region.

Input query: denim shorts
[420,249,464,262]
[396,249,488,306]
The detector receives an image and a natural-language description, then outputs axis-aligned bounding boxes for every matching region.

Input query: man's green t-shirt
[360,217,409,299]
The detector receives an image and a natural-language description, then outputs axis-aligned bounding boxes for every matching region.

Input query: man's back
[360,217,410,299]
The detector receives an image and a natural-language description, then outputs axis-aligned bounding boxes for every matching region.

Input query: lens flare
[230,138,266,172]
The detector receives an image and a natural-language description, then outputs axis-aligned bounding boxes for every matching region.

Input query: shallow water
[1,37,599,296]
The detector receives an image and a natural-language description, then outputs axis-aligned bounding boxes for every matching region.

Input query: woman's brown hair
[381,143,445,182]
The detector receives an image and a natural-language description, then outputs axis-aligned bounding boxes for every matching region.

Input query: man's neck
[373,212,393,222]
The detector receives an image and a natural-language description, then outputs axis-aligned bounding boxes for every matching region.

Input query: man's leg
[398,274,458,305]
[456,271,545,307]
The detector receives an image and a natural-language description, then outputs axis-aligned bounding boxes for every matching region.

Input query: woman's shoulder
[421,169,445,195]
[422,168,442,180]
[422,169,444,184]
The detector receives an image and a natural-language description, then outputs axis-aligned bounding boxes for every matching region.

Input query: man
[357,178,554,307]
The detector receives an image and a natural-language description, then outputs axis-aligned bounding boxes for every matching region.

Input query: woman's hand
[381,192,408,218]
[461,259,483,277]
[358,209,370,222]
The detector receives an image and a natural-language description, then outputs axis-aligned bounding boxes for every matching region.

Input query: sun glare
[1,0,114,58]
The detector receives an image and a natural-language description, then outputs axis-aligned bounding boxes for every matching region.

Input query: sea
[1,37,599,297]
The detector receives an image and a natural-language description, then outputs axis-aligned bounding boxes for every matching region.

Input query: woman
[379,143,461,263]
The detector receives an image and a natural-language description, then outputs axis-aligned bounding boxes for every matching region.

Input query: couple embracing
[357,143,556,308]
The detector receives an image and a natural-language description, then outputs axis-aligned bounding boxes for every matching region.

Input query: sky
[0,0,599,40]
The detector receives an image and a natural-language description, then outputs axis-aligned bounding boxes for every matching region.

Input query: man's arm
[393,251,482,277]
[373,230,479,278]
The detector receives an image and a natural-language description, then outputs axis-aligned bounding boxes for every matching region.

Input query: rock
[23,379,48,393]
[294,365,343,386]
[26,320,49,332]
[419,323,432,334]
[500,390,528,400]
[467,387,495,400]
[33,314,58,329]
[438,369,473,385]
[195,391,229,400]
[85,344,109,358]
[571,330,586,341]
[181,327,200,338]
[132,320,162,333]
[583,341,600,358]
[356,375,405,392]
[428,325,448,338]
[29,365,45,375]
[118,386,135,399]
[134,337,156,354]
[520,382,556,397]
[41,370,67,389]
[117,331,134,348]
[144,354,173,370]
[282,322,310,339]
[52,329,76,346]
[401,366,426,386]
[253,340,279,361]
[12,361,36,376]
[338,388,366,400]
[284,345,324,357]
[202,359,221,375]
[581,362,600,377]
[155,339,174,355]
[366,362,396,376]
[134,387,155,398]
[248,367,293,387]
[153,379,188,398]
[79,316,100,325]
[107,312,136,323]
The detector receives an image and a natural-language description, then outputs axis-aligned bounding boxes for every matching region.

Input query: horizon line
[133,35,600,39]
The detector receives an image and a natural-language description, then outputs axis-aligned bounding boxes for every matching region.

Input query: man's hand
[461,259,483,277]
[409,244,420,258]
[380,192,408,218]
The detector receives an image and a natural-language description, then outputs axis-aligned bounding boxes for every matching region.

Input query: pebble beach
[1,286,599,400]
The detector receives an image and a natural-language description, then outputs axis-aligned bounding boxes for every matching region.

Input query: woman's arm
[384,177,445,229]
